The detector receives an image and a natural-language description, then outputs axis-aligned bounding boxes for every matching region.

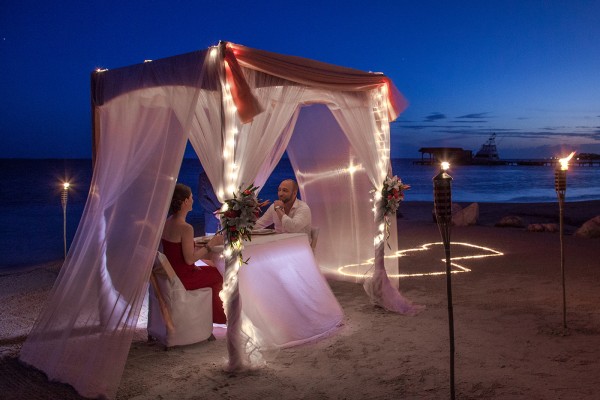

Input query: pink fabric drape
[226,42,407,121]
[223,46,263,124]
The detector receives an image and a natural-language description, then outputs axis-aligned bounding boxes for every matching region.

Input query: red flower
[224,209,241,218]
[243,190,251,195]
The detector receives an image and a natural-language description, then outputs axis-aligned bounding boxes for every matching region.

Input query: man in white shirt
[254,179,311,237]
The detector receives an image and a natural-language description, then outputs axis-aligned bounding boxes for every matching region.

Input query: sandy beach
[1,200,599,399]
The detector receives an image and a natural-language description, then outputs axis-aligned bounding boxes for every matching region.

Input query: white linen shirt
[254,199,312,237]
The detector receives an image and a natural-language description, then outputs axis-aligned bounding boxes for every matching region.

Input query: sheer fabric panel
[327,89,400,281]
[189,67,307,201]
[329,90,419,312]
[21,72,204,399]
[188,67,308,369]
[286,104,382,281]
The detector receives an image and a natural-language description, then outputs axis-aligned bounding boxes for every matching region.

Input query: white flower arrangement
[378,175,410,246]
[382,175,410,217]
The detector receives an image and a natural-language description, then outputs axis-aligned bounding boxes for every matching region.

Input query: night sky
[1,0,599,159]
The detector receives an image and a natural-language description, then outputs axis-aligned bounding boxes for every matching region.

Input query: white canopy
[20,42,413,399]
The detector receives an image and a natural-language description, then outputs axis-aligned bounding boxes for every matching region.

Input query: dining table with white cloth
[199,232,344,349]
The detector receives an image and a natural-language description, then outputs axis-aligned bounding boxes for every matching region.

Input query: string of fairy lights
[372,84,392,248]
[215,44,246,280]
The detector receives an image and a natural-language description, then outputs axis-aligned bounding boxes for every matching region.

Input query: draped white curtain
[287,101,399,282]
[20,53,207,399]
[189,59,308,202]
[188,61,311,370]
[328,88,420,313]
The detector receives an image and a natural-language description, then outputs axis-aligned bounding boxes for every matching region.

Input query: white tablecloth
[209,233,343,348]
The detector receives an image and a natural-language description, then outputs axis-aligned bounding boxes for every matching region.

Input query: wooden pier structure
[415,147,600,167]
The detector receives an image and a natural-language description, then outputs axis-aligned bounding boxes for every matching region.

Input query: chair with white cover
[148,251,213,348]
[310,226,320,252]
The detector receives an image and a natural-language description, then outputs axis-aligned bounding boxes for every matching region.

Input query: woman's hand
[208,233,223,247]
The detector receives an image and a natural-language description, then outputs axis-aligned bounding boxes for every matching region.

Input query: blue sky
[1,0,599,159]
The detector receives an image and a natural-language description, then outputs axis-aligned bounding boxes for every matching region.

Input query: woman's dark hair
[169,183,192,215]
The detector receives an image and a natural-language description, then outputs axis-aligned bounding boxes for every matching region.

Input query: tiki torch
[555,151,575,330]
[61,182,70,259]
[433,161,455,400]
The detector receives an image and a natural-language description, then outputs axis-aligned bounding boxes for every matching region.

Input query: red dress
[161,239,227,324]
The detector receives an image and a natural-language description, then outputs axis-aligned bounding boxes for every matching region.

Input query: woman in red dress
[161,183,226,324]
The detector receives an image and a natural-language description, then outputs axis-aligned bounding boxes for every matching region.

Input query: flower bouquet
[379,175,410,246]
[382,175,410,217]
[218,184,261,264]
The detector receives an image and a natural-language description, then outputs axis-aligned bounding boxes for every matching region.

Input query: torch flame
[559,151,576,171]
[441,161,450,171]
[63,182,70,190]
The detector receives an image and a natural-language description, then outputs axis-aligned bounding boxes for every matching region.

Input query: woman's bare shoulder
[162,218,192,241]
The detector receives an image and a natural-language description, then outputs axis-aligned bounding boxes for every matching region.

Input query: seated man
[254,179,311,237]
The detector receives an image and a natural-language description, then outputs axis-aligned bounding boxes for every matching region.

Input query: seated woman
[161,183,226,324]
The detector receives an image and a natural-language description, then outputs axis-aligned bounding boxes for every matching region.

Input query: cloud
[391,118,416,123]
[456,112,490,119]
[424,112,446,122]
[391,117,600,157]
[434,128,519,135]
[398,124,482,130]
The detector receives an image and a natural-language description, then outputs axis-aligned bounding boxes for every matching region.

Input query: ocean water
[1,158,599,269]
[394,160,600,203]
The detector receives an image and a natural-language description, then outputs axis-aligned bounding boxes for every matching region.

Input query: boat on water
[472,133,503,165]
[416,133,500,165]
[415,134,597,166]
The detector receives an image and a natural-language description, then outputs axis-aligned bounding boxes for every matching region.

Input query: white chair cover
[147,252,213,348]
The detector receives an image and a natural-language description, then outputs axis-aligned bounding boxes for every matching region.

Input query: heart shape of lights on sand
[337,242,503,279]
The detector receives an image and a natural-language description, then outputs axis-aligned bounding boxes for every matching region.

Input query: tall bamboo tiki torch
[433,161,455,400]
[61,182,70,259]
[554,151,575,330]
